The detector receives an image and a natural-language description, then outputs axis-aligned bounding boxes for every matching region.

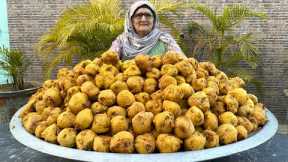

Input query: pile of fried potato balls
[20,51,267,154]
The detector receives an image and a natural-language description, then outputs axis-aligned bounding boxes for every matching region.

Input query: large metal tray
[10,106,278,162]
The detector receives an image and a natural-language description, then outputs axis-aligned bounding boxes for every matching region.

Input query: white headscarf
[118,0,175,59]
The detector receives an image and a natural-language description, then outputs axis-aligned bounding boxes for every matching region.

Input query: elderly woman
[110,1,186,60]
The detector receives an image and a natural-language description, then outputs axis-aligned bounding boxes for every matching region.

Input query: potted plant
[0,46,40,122]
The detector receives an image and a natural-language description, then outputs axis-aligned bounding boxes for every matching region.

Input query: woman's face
[132,7,154,37]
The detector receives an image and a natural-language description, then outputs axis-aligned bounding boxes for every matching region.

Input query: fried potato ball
[228,88,248,105]
[117,90,135,107]
[76,129,96,150]
[43,88,62,107]
[146,68,161,79]
[91,113,110,134]
[175,60,194,77]
[251,103,267,126]
[57,128,77,147]
[135,133,155,154]
[192,78,207,91]
[93,136,111,152]
[163,85,184,102]
[74,108,93,130]
[135,92,150,104]
[84,62,99,76]
[132,112,154,134]
[35,121,49,138]
[127,76,144,94]
[238,98,254,117]
[248,93,258,104]
[110,80,128,94]
[80,81,99,100]
[162,100,182,117]
[143,78,157,94]
[151,56,162,68]
[188,91,210,112]
[110,131,134,153]
[22,112,42,134]
[236,125,248,140]
[203,130,219,148]
[224,94,239,113]
[219,111,238,126]
[76,74,93,86]
[211,100,226,116]
[174,116,195,139]
[46,107,62,125]
[145,99,163,115]
[134,54,153,72]
[127,102,145,119]
[41,123,58,144]
[111,116,129,134]
[91,102,108,114]
[99,64,119,76]
[98,90,116,106]
[196,67,209,79]
[156,134,182,153]
[68,92,90,114]
[179,83,194,99]
[185,106,204,126]
[153,111,175,133]
[150,90,163,100]
[161,64,178,76]
[184,131,206,150]
[107,106,126,118]
[34,100,48,114]
[123,64,141,77]
[237,116,254,133]
[101,50,119,65]
[204,111,218,131]
[57,111,76,129]
[175,75,186,84]
[217,123,238,144]
[203,87,218,106]
[185,73,197,84]
[162,51,183,64]
[159,75,177,90]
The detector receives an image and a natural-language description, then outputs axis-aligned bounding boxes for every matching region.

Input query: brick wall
[7,0,288,124]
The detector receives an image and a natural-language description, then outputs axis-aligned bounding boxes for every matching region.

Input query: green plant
[184,1,266,92]
[36,0,188,79]
[0,46,30,90]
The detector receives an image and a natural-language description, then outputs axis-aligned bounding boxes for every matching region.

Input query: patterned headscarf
[118,0,175,59]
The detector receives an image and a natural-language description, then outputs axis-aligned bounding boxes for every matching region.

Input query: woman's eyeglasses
[133,13,153,20]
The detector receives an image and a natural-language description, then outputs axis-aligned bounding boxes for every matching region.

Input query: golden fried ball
[188,91,210,112]
[99,64,119,76]
[161,64,178,76]
[251,103,267,126]
[43,88,62,107]
[110,131,134,153]
[151,56,162,68]
[98,90,116,106]
[175,60,194,77]
[146,68,161,79]
[145,99,163,115]
[91,102,108,114]
[184,131,206,150]
[174,116,195,139]
[211,100,226,116]
[57,128,77,147]
[224,94,239,113]
[236,125,248,140]
[228,88,248,105]
[217,123,238,144]
[84,63,99,76]
[110,80,128,94]
[179,83,194,99]
[35,121,49,138]
[68,92,90,114]
[123,64,141,77]
[34,100,47,114]
[135,92,151,104]
[93,136,111,152]
[57,111,76,129]
[156,134,182,153]
[107,106,126,118]
[185,73,197,84]
[238,98,254,117]
[127,76,144,94]
[203,130,219,148]
[237,116,254,133]
[175,75,186,84]
[248,93,258,104]
[150,90,162,100]
[115,90,135,108]
[46,107,62,125]
[135,133,155,154]
[132,112,154,134]
[163,85,184,102]
[111,116,129,134]
[159,75,177,90]
[76,129,96,150]
[127,102,146,119]
[153,111,175,133]
[76,74,93,86]
[143,78,157,94]
[203,87,218,106]
[219,111,238,126]
[22,112,42,134]
[162,51,183,64]
[134,54,153,72]
[80,81,99,100]
[74,108,93,130]
[185,106,204,126]
[101,50,119,65]
[196,67,209,79]
[91,113,110,134]
[41,123,58,144]
[192,78,207,91]
[162,100,182,117]
[204,111,218,131]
